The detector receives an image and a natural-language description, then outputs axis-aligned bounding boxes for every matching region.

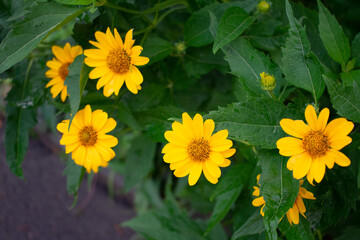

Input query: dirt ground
[0,125,136,240]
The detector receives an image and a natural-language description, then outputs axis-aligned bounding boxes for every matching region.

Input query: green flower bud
[260,72,276,91]
[257,1,270,13]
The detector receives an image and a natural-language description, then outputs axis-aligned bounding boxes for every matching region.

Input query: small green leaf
[278,216,314,240]
[124,135,156,192]
[324,74,360,123]
[258,150,299,240]
[0,2,87,73]
[282,0,325,101]
[213,7,255,53]
[205,98,302,149]
[65,55,90,123]
[232,211,265,240]
[317,0,350,67]
[142,37,174,65]
[206,164,253,234]
[55,0,92,5]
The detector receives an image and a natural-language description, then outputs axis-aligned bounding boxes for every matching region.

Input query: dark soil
[0,124,136,240]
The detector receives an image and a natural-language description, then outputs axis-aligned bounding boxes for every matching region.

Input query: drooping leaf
[281,0,325,101]
[317,0,350,67]
[0,2,87,73]
[63,159,86,207]
[213,7,255,53]
[324,74,360,123]
[206,164,254,234]
[64,55,90,123]
[142,37,174,65]
[205,98,302,149]
[124,135,156,192]
[258,150,300,240]
[232,211,265,240]
[278,216,314,240]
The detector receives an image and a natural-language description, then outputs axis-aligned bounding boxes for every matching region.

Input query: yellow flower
[286,180,315,225]
[252,174,265,216]
[260,72,276,91]
[45,43,83,102]
[162,113,235,186]
[257,1,270,13]
[57,105,118,173]
[84,27,149,97]
[277,105,354,184]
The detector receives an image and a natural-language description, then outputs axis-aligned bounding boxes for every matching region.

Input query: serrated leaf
[206,164,253,234]
[278,216,314,240]
[0,2,87,74]
[213,7,255,53]
[317,0,350,67]
[324,74,360,123]
[4,106,37,177]
[124,135,156,192]
[142,37,174,65]
[258,150,299,240]
[232,211,265,240]
[64,55,90,123]
[55,0,92,5]
[223,38,280,97]
[282,0,325,101]
[205,98,302,149]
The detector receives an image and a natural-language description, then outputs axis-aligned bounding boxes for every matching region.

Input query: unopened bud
[175,41,186,54]
[257,1,270,13]
[260,72,276,91]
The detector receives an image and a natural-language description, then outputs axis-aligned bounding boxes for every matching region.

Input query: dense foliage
[1,0,360,239]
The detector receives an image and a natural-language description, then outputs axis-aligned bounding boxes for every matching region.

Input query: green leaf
[232,211,265,240]
[213,7,255,53]
[278,216,314,240]
[205,98,302,149]
[206,164,253,234]
[317,0,350,67]
[55,0,92,5]
[0,2,87,74]
[64,55,90,123]
[282,0,325,101]
[223,38,277,97]
[351,33,360,68]
[114,102,142,130]
[324,74,360,123]
[124,135,156,192]
[142,37,174,65]
[63,159,85,196]
[258,150,299,240]
[340,69,360,87]
[4,106,37,177]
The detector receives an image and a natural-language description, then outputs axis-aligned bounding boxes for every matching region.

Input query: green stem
[104,1,141,14]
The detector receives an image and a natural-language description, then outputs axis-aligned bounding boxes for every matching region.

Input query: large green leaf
[340,69,360,87]
[124,135,156,192]
[223,38,279,97]
[324,74,360,123]
[205,98,302,149]
[142,37,174,65]
[317,0,350,67]
[232,211,265,240]
[55,0,92,5]
[281,0,325,101]
[206,164,253,234]
[278,216,314,240]
[114,102,142,130]
[213,7,255,53]
[0,2,87,73]
[64,55,90,123]
[258,150,299,240]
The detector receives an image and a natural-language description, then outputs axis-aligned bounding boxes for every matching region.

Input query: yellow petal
[91,109,108,131]
[46,77,63,88]
[293,152,312,179]
[182,112,195,138]
[188,162,202,186]
[173,161,193,177]
[311,158,326,183]
[83,49,108,60]
[129,66,143,85]
[72,145,86,166]
[252,186,260,197]
[130,45,143,58]
[203,162,218,184]
[279,119,310,138]
[113,28,124,48]
[209,151,224,165]
[192,114,204,139]
[60,134,78,145]
[329,136,352,150]
[252,196,265,207]
[299,187,316,200]
[209,129,228,144]
[57,120,70,133]
[89,66,110,79]
[163,150,188,163]
[164,131,190,147]
[288,205,299,225]
[70,45,83,59]
[72,109,85,129]
[95,31,111,48]
[113,74,125,95]
[316,108,329,131]
[106,27,117,49]
[60,86,67,102]
[125,76,138,94]
[46,59,62,69]
[328,149,351,167]
[203,119,215,140]
[65,142,80,154]
[96,71,114,90]
[220,148,236,158]
[305,105,318,130]
[277,137,304,157]
[325,118,354,139]
[219,159,231,168]
[103,79,116,97]
[205,160,221,178]
[132,56,149,66]
[124,29,135,51]
[99,118,117,133]
[296,197,306,215]
[171,121,192,140]
[83,105,92,126]
[84,58,106,67]
[97,135,118,147]
[50,83,64,98]
[52,45,67,62]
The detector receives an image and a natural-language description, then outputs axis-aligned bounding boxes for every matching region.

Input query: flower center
[302,130,329,158]
[106,49,131,74]
[79,126,97,146]
[187,139,210,162]
[59,63,70,80]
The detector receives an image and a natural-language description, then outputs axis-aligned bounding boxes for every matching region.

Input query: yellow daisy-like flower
[286,180,315,225]
[45,43,83,102]
[277,105,354,184]
[84,27,149,97]
[57,105,118,173]
[252,174,265,216]
[162,113,236,186]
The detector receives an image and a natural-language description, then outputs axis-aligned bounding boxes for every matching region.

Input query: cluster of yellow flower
[253,105,353,225]
[46,27,354,227]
